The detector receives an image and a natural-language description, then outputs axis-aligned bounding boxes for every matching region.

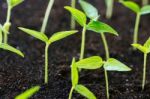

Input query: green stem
[41,0,55,33]
[68,86,74,99]
[80,25,86,60]
[142,53,147,90]
[106,0,114,19]
[133,13,141,44]
[45,44,49,84]
[100,33,110,60]
[142,0,148,6]
[104,69,109,99]
[71,0,76,29]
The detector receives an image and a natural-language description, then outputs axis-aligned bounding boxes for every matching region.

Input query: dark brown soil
[0,0,150,99]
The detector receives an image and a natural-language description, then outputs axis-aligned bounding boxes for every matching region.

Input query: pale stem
[70,0,76,29]
[68,86,74,99]
[106,0,114,19]
[142,53,147,90]
[45,44,49,84]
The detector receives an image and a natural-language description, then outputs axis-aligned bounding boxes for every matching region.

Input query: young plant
[15,86,40,99]
[69,58,97,99]
[71,0,76,29]
[19,27,77,84]
[41,0,55,33]
[0,43,24,57]
[2,0,24,43]
[75,56,131,99]
[105,0,114,19]
[132,37,150,90]
[120,0,150,44]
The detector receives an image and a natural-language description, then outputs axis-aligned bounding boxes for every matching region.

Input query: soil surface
[0,0,150,99]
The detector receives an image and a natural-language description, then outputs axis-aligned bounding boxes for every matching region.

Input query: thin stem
[100,33,110,60]
[71,0,76,29]
[133,13,141,44]
[44,44,49,84]
[142,0,148,6]
[68,86,74,99]
[80,25,86,60]
[41,0,55,33]
[142,53,147,90]
[104,69,109,99]
[106,0,114,19]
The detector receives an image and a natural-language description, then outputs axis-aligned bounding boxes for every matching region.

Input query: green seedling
[105,0,114,19]
[41,0,55,33]
[120,0,150,44]
[0,43,24,57]
[75,56,131,99]
[15,86,40,99]
[71,0,76,29]
[19,27,77,84]
[2,0,24,43]
[132,37,150,90]
[69,58,97,99]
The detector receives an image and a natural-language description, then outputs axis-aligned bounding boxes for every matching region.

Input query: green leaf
[132,44,149,53]
[76,56,103,69]
[48,30,77,44]
[87,21,118,36]
[120,1,140,13]
[15,86,40,99]
[0,43,24,57]
[64,6,87,26]
[79,0,99,20]
[75,84,96,99]
[144,37,150,52]
[104,58,131,71]
[10,0,24,8]
[140,5,150,15]
[71,58,78,86]
[18,27,48,43]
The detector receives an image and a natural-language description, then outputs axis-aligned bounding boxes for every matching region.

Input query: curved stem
[142,0,148,6]
[68,86,74,99]
[80,25,86,60]
[142,53,147,90]
[71,0,76,29]
[100,33,110,60]
[45,44,49,84]
[41,0,55,33]
[106,0,114,19]
[104,69,109,99]
[133,13,141,44]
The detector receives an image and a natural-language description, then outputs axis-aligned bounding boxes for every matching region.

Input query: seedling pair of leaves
[132,37,150,90]
[65,0,118,60]
[19,27,78,84]
[120,0,150,44]
[15,86,40,99]
[70,56,131,99]
[1,0,24,43]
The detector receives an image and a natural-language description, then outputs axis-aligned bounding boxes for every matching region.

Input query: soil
[0,0,150,99]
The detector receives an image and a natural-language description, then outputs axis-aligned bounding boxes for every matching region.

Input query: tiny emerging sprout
[19,27,78,84]
[15,86,40,99]
[120,0,150,45]
[41,0,55,33]
[132,37,150,90]
[70,0,76,29]
[0,43,24,57]
[69,58,97,99]
[3,0,24,43]
[75,56,131,99]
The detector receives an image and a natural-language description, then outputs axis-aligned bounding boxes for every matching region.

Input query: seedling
[41,0,55,33]
[19,27,77,84]
[132,37,150,90]
[69,58,97,99]
[0,43,24,57]
[105,0,114,19]
[71,0,76,29]
[2,0,24,43]
[75,56,131,99]
[120,0,150,44]
[15,86,40,99]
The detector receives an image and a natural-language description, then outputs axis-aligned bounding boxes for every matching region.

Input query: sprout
[70,0,76,29]
[75,56,131,99]
[68,58,97,99]
[132,37,150,90]
[15,86,40,99]
[19,27,77,84]
[41,0,55,33]
[120,0,150,45]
